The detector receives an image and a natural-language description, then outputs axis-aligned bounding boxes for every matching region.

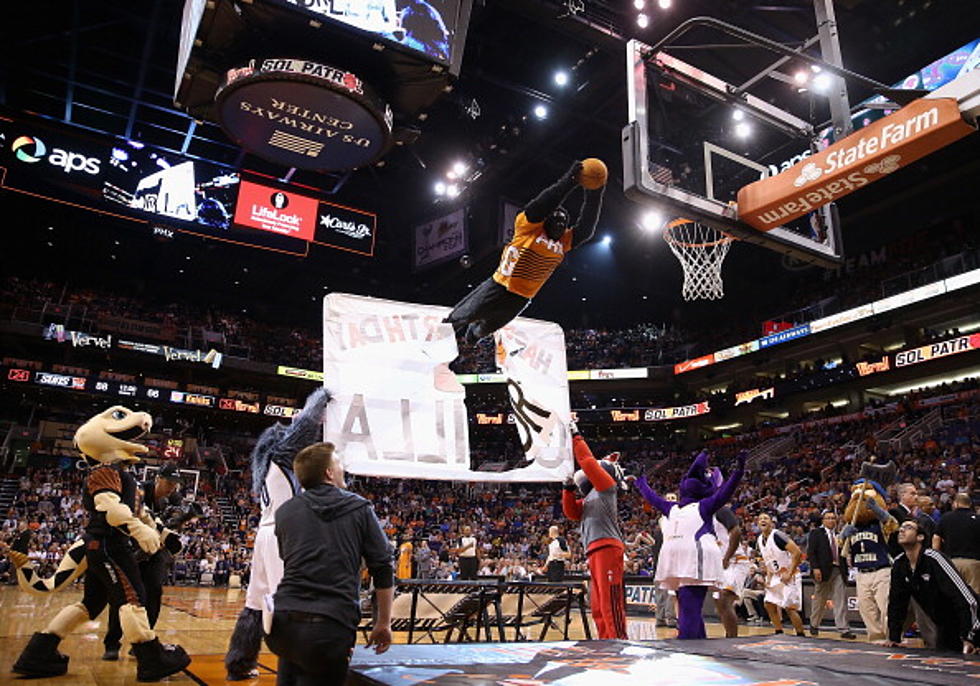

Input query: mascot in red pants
[8,406,190,682]
[561,422,628,639]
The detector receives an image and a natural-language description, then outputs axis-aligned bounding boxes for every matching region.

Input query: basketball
[579,158,608,190]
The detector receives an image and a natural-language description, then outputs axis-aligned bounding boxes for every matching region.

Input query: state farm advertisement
[233,180,317,240]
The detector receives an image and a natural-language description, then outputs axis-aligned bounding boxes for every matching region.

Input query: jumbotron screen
[280,0,466,67]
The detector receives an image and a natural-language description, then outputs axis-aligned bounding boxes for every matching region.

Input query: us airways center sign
[215,58,393,171]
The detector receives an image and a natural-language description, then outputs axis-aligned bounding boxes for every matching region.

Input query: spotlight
[434,181,447,195]
[633,0,645,9]
[731,109,745,121]
[813,73,832,93]
[793,70,809,85]
[533,104,548,119]
[446,184,460,198]
[734,122,752,138]
[601,235,612,246]
[452,161,468,176]
[447,170,458,180]
[657,0,671,8]
[641,211,662,231]
[554,70,569,87]
[637,13,649,28]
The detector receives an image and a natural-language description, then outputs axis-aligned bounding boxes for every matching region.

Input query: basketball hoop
[662,218,735,300]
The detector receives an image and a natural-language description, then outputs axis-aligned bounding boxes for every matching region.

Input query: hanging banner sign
[323,293,470,480]
[494,320,573,479]
[324,294,569,481]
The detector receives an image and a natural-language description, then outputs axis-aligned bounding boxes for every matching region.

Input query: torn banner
[322,293,571,481]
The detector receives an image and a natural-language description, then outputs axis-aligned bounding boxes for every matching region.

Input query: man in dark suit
[806,511,855,638]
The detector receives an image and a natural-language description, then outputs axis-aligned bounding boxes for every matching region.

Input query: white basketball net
[663,219,734,301]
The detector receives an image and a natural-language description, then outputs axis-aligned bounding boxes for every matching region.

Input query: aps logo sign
[11,134,101,175]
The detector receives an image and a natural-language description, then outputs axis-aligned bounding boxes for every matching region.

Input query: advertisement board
[233,180,319,240]
[413,208,467,270]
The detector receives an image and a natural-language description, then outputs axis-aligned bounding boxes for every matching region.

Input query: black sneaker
[102,647,120,661]
[809,626,819,636]
[840,631,857,639]
[13,632,69,678]
[132,638,191,683]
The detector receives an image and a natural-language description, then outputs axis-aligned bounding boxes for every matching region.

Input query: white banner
[494,320,573,480]
[413,208,467,270]
[323,294,571,482]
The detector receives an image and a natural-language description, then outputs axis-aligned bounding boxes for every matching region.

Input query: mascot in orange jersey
[8,406,190,682]
[444,159,605,343]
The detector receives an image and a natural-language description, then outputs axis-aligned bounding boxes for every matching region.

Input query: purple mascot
[636,450,746,639]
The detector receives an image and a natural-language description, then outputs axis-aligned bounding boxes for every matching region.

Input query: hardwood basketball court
[0,585,899,685]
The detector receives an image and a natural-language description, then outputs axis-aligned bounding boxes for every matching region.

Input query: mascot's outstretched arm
[570,423,615,492]
[697,451,747,521]
[251,387,331,497]
[524,161,582,223]
[561,479,583,521]
[635,476,675,516]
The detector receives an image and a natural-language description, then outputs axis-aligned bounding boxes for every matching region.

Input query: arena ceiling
[2,0,978,331]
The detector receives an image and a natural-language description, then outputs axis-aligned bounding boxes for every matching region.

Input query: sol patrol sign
[215,58,393,171]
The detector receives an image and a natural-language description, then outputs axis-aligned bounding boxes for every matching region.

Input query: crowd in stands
[2,379,975,597]
[3,221,976,374]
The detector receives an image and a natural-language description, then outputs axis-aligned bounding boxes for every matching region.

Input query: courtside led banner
[738,86,976,231]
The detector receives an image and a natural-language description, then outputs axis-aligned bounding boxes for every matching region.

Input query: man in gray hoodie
[266,442,393,685]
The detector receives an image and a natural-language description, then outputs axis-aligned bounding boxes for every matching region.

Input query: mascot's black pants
[82,539,147,620]
[104,550,170,649]
[445,278,529,343]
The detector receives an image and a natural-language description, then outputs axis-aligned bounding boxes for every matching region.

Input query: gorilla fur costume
[224,387,331,680]
[636,450,746,639]
[8,406,190,682]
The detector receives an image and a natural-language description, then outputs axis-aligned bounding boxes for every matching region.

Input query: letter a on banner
[494,319,573,477]
[323,294,571,482]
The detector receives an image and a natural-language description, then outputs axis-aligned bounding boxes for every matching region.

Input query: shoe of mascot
[8,405,190,682]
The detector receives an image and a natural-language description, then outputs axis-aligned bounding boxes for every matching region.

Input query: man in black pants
[885,518,979,653]
[455,525,479,580]
[445,160,604,343]
[267,442,393,685]
[103,463,184,661]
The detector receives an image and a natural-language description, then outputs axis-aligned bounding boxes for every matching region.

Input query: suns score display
[322,293,572,482]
